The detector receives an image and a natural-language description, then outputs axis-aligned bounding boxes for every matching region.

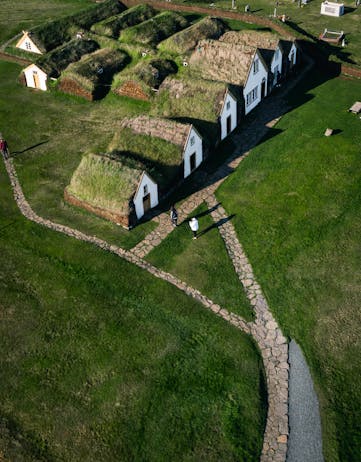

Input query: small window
[143,185,148,196]
[25,41,32,50]
[190,136,195,146]
[226,101,231,110]
[33,70,38,75]
[253,59,259,74]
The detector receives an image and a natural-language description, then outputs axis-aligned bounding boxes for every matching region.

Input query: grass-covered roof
[29,0,124,52]
[189,39,255,86]
[109,116,192,188]
[35,39,99,78]
[60,47,129,93]
[158,17,228,55]
[119,11,189,47]
[113,58,177,98]
[91,4,156,39]
[220,30,280,49]
[67,153,144,215]
[153,74,242,146]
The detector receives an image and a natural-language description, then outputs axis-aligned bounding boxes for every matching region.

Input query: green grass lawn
[146,203,254,320]
[0,0,94,44]
[0,60,157,249]
[0,161,266,461]
[217,71,361,462]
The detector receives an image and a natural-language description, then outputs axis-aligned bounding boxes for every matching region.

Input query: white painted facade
[270,45,283,86]
[133,171,158,219]
[243,51,268,115]
[23,64,48,91]
[16,32,43,54]
[220,90,237,140]
[183,126,203,178]
[320,1,344,16]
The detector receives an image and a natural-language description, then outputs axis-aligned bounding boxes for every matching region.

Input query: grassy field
[0,160,266,461]
[0,0,94,44]
[147,203,255,320]
[0,60,157,249]
[217,71,361,462]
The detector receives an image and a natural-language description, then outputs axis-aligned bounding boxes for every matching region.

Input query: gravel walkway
[287,340,324,462]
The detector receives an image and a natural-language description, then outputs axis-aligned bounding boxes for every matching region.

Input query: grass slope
[0,60,155,249]
[0,162,266,461]
[0,0,93,43]
[147,203,254,320]
[217,71,361,462]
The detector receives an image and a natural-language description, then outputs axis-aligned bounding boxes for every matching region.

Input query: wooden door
[143,193,151,213]
[33,72,40,89]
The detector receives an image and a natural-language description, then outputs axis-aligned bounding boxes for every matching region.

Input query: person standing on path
[170,205,178,227]
[0,134,9,159]
[189,217,199,239]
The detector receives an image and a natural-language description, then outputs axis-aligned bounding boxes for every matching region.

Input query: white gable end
[183,127,203,178]
[16,33,42,54]
[243,52,268,115]
[271,46,283,83]
[220,91,237,140]
[133,172,158,219]
[23,64,48,91]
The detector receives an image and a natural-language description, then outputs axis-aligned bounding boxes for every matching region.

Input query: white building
[133,171,159,219]
[243,50,269,115]
[22,64,48,91]
[219,89,238,140]
[321,1,344,16]
[16,31,43,54]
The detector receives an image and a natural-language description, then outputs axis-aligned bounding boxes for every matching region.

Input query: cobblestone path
[1,55,313,462]
[205,194,289,462]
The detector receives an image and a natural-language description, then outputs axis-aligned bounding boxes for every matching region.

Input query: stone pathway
[1,55,316,462]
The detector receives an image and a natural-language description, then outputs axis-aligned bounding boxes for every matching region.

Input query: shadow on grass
[197,214,235,238]
[12,140,49,155]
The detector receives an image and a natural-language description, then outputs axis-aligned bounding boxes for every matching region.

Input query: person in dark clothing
[0,135,9,159]
[170,205,178,227]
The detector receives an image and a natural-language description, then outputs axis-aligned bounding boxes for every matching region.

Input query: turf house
[156,76,241,144]
[65,154,158,228]
[189,38,269,115]
[66,116,203,227]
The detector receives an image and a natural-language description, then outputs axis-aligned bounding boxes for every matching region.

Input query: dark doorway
[261,79,266,99]
[226,115,232,134]
[143,193,151,212]
[190,152,196,171]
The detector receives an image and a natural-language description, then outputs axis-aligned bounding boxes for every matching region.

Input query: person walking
[170,205,178,227]
[0,134,9,159]
[189,217,199,240]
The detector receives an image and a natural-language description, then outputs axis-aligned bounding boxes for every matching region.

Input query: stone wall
[64,188,132,228]
[115,80,150,101]
[58,77,93,101]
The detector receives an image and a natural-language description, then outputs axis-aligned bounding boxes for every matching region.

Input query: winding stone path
[1,53,316,462]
